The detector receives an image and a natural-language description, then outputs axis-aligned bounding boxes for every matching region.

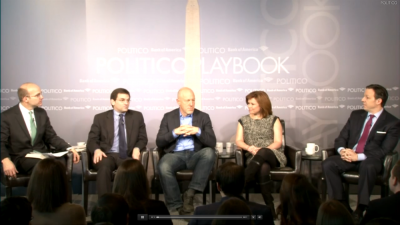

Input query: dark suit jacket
[334,109,400,162]
[87,110,148,157]
[188,196,274,225]
[156,108,216,153]
[1,104,70,165]
[360,192,400,224]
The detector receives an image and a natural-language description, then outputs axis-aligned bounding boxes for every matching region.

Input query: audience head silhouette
[212,197,253,225]
[113,159,150,207]
[216,162,245,196]
[27,158,68,212]
[0,196,32,225]
[277,174,321,225]
[91,193,130,225]
[316,200,354,225]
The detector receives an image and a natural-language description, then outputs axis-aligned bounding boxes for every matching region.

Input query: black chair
[81,149,150,215]
[235,119,302,200]
[320,147,398,201]
[151,147,219,205]
[1,151,74,199]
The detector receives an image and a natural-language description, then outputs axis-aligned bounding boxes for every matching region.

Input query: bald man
[156,87,217,215]
[1,83,79,178]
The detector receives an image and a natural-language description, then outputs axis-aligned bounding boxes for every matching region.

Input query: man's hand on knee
[2,158,18,178]
[93,149,107,164]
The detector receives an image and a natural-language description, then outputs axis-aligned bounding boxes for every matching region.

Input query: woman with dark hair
[316,200,354,225]
[27,158,86,225]
[235,91,286,219]
[277,174,321,225]
[113,159,172,225]
[211,197,254,225]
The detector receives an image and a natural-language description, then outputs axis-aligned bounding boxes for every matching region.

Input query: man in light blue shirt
[156,87,217,215]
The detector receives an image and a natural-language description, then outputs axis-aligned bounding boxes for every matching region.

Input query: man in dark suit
[1,83,80,177]
[322,84,400,222]
[361,160,400,224]
[87,88,148,197]
[156,87,216,215]
[188,162,274,225]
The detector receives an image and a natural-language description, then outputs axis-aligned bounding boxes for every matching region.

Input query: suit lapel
[33,108,42,145]
[354,111,368,140]
[106,110,114,146]
[174,108,181,127]
[192,109,199,127]
[125,110,133,147]
[14,105,31,140]
[367,110,387,142]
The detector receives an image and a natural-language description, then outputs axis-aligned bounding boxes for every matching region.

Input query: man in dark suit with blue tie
[87,88,148,197]
[188,162,274,225]
[322,84,400,223]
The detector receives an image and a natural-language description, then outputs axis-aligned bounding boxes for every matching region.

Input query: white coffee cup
[77,142,86,146]
[225,142,234,154]
[216,142,224,154]
[305,143,319,155]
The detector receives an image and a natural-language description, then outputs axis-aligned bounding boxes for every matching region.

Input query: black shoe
[182,190,195,213]
[260,181,277,220]
[352,211,363,225]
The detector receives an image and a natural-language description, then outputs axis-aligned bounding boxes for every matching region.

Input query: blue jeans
[157,147,216,210]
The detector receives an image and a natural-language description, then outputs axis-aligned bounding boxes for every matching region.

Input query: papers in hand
[25,151,69,159]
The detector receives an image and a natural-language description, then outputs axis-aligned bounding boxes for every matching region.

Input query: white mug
[216,142,224,154]
[305,143,319,155]
[77,142,86,146]
[225,142,234,154]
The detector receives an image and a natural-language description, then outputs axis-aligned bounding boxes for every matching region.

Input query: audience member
[277,174,321,225]
[0,196,32,225]
[235,91,286,219]
[91,193,130,225]
[113,159,172,224]
[316,200,354,225]
[361,160,400,225]
[27,158,86,225]
[365,218,400,225]
[211,197,254,225]
[189,162,273,225]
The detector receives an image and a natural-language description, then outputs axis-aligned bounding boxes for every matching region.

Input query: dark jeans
[157,147,216,210]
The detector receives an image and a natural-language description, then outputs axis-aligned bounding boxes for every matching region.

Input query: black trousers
[17,156,67,175]
[93,153,124,197]
[322,155,382,205]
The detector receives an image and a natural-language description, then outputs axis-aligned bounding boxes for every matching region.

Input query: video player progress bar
[148,215,257,220]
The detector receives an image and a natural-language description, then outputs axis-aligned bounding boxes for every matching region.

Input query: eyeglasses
[27,93,43,98]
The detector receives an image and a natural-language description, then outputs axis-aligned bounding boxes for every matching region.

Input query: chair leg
[321,179,327,201]
[211,180,216,203]
[6,187,12,198]
[83,180,89,215]
[344,183,350,204]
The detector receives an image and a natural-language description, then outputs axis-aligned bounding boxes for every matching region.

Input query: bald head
[18,83,43,110]
[177,87,195,117]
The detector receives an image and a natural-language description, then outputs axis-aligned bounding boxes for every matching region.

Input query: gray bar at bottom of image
[148,215,251,220]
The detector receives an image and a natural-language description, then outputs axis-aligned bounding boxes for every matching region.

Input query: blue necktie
[119,114,127,159]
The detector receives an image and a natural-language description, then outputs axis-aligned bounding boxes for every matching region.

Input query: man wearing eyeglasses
[86,88,148,197]
[1,82,80,178]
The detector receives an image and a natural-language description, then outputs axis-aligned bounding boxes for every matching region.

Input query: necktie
[355,115,375,153]
[119,114,127,159]
[29,111,36,145]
